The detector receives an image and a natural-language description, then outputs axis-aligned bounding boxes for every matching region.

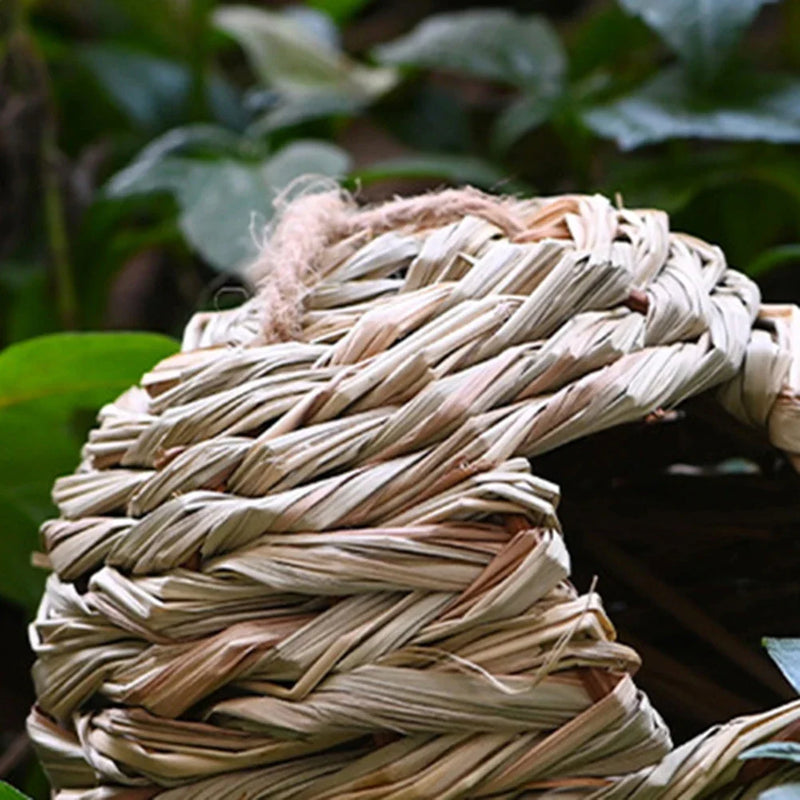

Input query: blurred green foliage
[0,332,177,609]
[0,781,31,800]
[2,0,800,613]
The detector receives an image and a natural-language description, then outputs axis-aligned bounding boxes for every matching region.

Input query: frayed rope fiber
[249,185,553,342]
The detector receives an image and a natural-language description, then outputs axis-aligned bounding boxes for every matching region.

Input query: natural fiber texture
[29,189,800,798]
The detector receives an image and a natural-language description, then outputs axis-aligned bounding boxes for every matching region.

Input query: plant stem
[10,0,78,328]
[41,120,77,328]
[187,0,213,121]
[553,103,591,188]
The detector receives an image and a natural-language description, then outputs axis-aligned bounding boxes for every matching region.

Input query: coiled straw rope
[29,188,800,798]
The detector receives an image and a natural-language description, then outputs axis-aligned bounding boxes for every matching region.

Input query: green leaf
[259,142,351,192]
[584,68,800,150]
[74,0,188,56]
[764,638,800,694]
[757,786,800,800]
[248,92,364,135]
[568,5,652,80]
[379,84,472,154]
[0,497,47,612]
[0,263,58,345]
[0,333,178,610]
[0,782,31,800]
[207,72,249,132]
[740,741,800,763]
[0,332,176,420]
[375,9,565,92]
[603,149,759,214]
[492,93,559,151]
[281,7,341,50]
[105,124,263,205]
[109,140,351,273]
[214,5,396,100]
[673,181,800,267]
[114,124,252,169]
[353,154,521,192]
[747,244,800,278]
[81,44,191,131]
[81,45,246,132]
[70,195,185,330]
[618,0,776,86]
[307,0,373,24]
[604,148,800,231]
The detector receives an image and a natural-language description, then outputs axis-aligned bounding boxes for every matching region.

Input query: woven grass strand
[29,190,800,798]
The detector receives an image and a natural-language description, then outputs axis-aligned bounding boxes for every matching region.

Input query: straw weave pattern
[29,192,800,799]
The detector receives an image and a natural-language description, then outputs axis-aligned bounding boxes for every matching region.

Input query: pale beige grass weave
[28,188,800,798]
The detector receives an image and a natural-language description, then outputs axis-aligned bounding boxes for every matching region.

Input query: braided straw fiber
[29,189,800,798]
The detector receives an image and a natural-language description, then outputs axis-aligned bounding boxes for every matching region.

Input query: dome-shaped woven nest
[29,188,800,798]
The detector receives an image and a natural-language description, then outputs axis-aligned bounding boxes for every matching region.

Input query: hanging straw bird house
[28,188,800,798]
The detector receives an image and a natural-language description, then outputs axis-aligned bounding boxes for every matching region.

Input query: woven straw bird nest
[29,188,800,799]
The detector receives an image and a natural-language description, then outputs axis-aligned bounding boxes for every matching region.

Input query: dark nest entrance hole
[532,396,800,743]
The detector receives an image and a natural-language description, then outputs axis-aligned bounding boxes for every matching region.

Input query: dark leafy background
[3,0,800,795]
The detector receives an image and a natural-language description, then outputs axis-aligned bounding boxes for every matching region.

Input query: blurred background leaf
[756,785,800,799]
[81,45,194,133]
[108,139,351,272]
[214,5,396,110]
[352,153,526,191]
[306,0,374,25]
[763,638,800,693]
[584,68,800,149]
[740,741,800,762]
[618,0,777,87]
[374,9,565,91]
[0,782,31,800]
[0,333,178,610]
